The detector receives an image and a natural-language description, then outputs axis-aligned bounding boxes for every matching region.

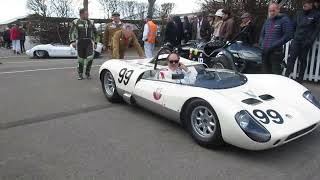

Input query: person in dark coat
[172,16,184,45]
[259,3,293,75]
[192,13,212,41]
[20,27,26,53]
[238,12,256,45]
[285,0,320,83]
[315,0,320,10]
[165,16,179,46]
[3,28,11,49]
[183,16,192,43]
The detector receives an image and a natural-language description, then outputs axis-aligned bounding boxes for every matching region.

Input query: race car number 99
[118,68,134,85]
[253,109,284,124]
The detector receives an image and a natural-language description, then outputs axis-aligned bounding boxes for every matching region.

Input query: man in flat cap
[104,12,123,56]
[238,12,256,45]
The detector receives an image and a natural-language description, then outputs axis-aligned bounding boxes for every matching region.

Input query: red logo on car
[153,88,162,100]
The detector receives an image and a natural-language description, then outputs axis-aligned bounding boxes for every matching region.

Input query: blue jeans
[144,42,155,58]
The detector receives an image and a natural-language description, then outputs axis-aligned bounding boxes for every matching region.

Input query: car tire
[185,99,223,148]
[34,50,48,58]
[101,70,122,103]
[210,55,233,70]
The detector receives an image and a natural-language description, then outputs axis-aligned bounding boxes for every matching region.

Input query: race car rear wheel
[210,55,233,70]
[101,70,122,102]
[34,50,48,58]
[185,99,223,148]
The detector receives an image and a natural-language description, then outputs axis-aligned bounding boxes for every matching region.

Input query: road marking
[2,58,107,64]
[0,65,101,75]
[0,56,26,59]
[5,59,75,64]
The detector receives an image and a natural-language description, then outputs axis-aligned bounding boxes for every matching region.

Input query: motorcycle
[179,29,262,73]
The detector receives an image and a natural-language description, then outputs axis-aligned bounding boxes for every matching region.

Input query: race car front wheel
[101,70,122,102]
[34,50,48,58]
[210,55,232,70]
[185,99,223,148]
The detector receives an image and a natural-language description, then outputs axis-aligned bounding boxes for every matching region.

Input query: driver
[159,53,191,83]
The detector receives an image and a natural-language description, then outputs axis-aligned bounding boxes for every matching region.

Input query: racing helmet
[215,9,224,17]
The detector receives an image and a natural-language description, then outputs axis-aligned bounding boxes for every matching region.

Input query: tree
[160,3,175,18]
[83,0,88,10]
[119,1,137,19]
[147,0,156,18]
[136,2,148,20]
[50,0,75,18]
[26,0,48,17]
[98,0,119,18]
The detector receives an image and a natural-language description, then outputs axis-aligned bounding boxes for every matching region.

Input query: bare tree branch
[50,0,75,18]
[98,0,119,18]
[160,3,175,18]
[26,0,48,17]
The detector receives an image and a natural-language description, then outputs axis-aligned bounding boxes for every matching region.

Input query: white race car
[26,43,104,58]
[99,47,320,150]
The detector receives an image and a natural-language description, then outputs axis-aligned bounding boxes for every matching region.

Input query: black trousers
[76,39,94,75]
[20,40,25,53]
[77,39,93,58]
[285,40,310,81]
[262,49,284,75]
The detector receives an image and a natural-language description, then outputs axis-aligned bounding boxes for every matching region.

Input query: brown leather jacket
[219,17,236,41]
[112,30,144,59]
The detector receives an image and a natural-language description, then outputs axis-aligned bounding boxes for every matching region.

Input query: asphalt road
[0,55,320,180]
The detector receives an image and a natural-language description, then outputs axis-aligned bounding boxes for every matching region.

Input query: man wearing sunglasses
[159,53,191,83]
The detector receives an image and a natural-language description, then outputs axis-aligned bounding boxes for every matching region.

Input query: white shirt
[196,19,203,40]
[142,23,149,41]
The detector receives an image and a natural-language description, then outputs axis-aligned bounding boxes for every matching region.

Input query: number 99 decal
[118,68,134,85]
[252,109,284,124]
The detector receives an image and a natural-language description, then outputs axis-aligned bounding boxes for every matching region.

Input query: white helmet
[215,9,224,17]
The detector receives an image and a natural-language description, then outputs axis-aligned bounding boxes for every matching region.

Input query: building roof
[0,15,29,25]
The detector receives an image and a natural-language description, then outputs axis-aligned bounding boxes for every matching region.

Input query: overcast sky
[0,0,200,23]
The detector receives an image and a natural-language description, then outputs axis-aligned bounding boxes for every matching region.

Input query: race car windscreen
[186,67,247,89]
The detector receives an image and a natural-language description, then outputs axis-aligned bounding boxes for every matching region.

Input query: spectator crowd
[0,24,26,55]
[161,0,320,83]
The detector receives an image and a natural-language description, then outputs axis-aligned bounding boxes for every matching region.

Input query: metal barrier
[283,37,320,82]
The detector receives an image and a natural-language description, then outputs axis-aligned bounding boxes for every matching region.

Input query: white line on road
[0,65,101,75]
[0,56,25,59]
[4,59,75,64]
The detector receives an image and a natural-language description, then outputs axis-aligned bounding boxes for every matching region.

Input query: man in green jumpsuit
[69,8,97,80]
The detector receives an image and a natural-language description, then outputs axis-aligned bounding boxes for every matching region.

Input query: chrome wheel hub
[191,106,216,138]
[104,71,115,96]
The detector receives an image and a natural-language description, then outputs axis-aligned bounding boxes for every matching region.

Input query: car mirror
[172,73,184,80]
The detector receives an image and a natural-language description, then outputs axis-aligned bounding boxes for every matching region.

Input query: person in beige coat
[112,24,145,59]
